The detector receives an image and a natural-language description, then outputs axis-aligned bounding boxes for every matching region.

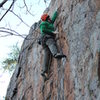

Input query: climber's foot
[41,72,49,82]
[54,53,66,59]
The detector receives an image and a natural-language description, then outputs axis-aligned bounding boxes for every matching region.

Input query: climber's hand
[53,31,59,34]
[56,7,58,11]
[56,7,61,13]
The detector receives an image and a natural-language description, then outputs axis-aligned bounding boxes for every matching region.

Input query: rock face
[6,0,100,100]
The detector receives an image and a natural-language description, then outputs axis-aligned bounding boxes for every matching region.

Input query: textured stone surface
[6,0,100,100]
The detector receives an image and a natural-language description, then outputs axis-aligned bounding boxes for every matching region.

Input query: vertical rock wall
[6,0,100,100]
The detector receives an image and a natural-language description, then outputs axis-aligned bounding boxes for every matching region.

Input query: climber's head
[41,14,49,21]
[41,14,51,22]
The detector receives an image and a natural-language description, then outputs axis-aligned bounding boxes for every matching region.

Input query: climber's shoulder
[40,21,49,27]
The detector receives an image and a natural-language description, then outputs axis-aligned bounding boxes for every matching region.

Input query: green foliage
[2,43,20,73]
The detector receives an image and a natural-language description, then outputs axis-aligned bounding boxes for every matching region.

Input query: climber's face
[47,16,52,23]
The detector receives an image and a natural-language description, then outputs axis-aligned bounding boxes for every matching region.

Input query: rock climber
[39,9,66,79]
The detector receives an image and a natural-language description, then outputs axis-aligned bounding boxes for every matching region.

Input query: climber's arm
[40,24,55,36]
[51,11,58,23]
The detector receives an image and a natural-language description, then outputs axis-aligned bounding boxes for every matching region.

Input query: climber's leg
[42,46,51,75]
[46,38,57,56]
[46,38,66,58]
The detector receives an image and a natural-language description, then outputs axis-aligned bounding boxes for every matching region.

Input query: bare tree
[0,0,50,39]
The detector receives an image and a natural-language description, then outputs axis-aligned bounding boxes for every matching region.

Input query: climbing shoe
[54,53,66,59]
[41,72,48,82]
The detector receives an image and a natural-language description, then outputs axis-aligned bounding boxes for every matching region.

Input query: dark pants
[42,47,51,73]
[42,37,58,73]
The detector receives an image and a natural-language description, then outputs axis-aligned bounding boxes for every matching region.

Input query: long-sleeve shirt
[40,11,58,36]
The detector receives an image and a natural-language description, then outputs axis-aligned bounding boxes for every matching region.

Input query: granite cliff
[6,0,100,100]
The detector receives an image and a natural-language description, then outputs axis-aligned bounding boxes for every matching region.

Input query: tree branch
[10,10,31,28]
[0,0,15,21]
[0,0,8,7]
[0,27,27,38]
[23,0,34,17]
